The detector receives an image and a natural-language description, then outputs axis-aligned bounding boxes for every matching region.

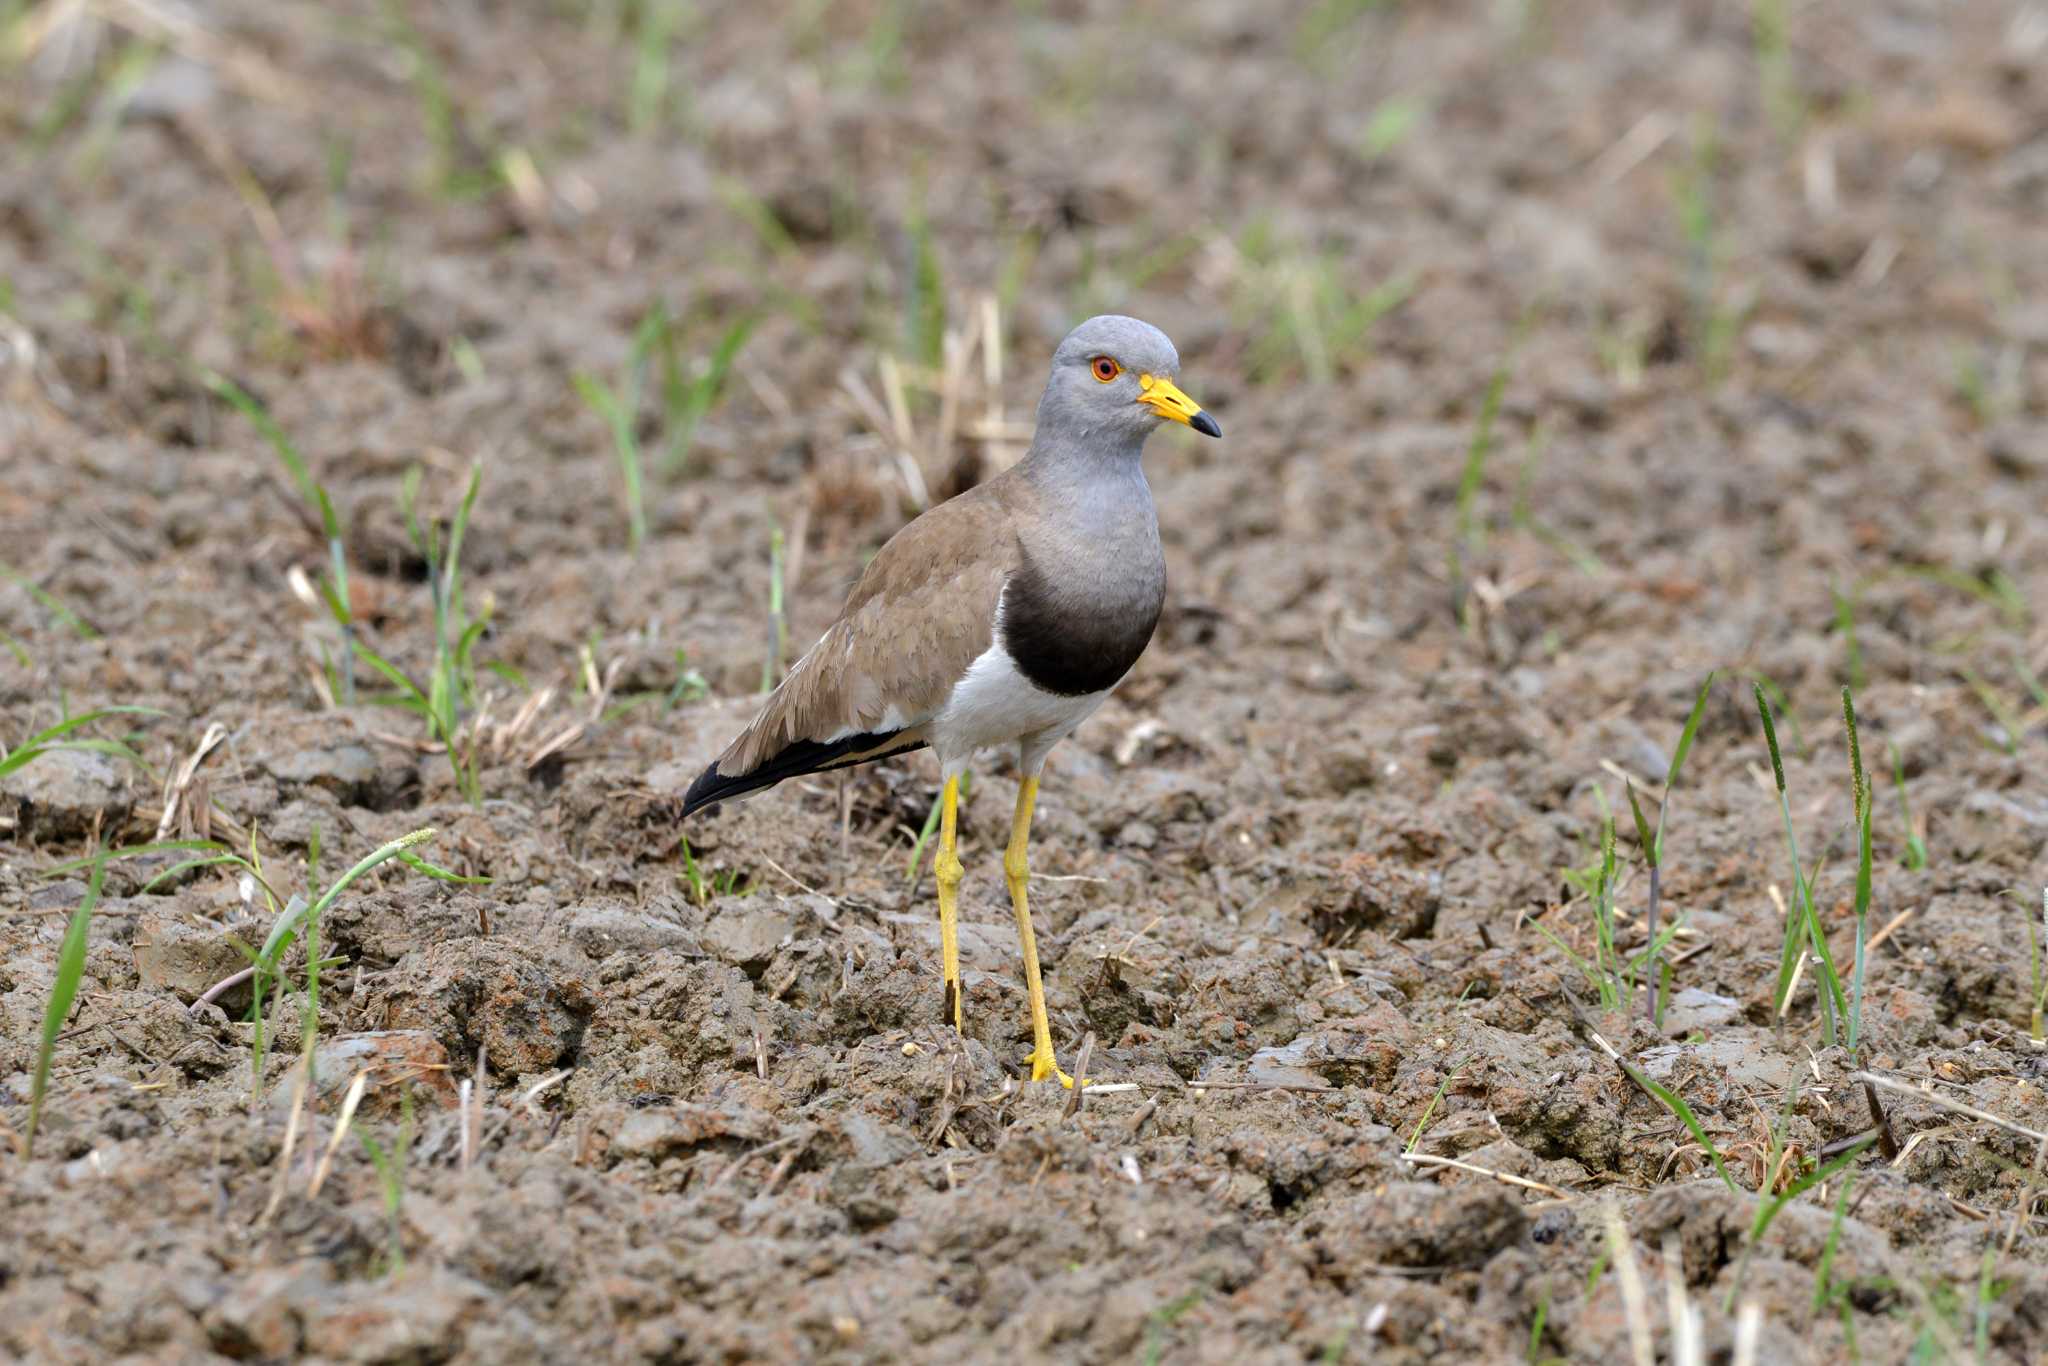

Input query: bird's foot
[1026,1044,1080,1089]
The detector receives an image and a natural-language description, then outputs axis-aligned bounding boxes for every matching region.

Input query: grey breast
[999,493,1166,697]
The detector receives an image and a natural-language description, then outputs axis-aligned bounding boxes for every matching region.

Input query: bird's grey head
[1036,315,1222,447]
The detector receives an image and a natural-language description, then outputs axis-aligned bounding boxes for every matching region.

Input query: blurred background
[4,2,2045,694]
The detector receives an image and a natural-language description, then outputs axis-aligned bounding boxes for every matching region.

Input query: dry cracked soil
[6,1,2048,1362]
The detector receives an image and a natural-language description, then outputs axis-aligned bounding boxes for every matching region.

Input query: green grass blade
[206,373,342,542]
[351,643,430,712]
[1813,1170,1858,1310]
[0,561,98,638]
[40,838,228,877]
[1526,1293,1550,1364]
[397,849,490,884]
[662,314,757,475]
[1618,1057,1740,1194]
[441,461,483,632]
[137,854,249,895]
[256,893,314,969]
[25,856,107,1155]
[1844,688,1874,1055]
[1527,917,1602,985]
[1624,780,1657,870]
[1666,672,1716,790]
[1404,1056,1467,1153]
[303,829,438,930]
[0,707,162,779]
[573,371,645,553]
[1749,1135,1876,1242]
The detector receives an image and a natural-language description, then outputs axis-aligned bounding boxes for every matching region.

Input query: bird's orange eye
[1091,356,1121,383]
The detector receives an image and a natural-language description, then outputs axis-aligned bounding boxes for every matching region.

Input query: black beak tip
[1191,411,1222,439]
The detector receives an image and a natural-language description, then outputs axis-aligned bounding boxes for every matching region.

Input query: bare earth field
[6,2,2048,1361]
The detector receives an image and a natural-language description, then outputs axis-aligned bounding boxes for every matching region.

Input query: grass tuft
[577,303,758,552]
[680,835,749,907]
[1727,1134,1876,1311]
[1757,683,1847,1043]
[355,463,490,801]
[1619,1055,1739,1195]
[651,307,755,477]
[1635,674,1715,1022]
[238,827,436,1108]
[1231,220,1413,385]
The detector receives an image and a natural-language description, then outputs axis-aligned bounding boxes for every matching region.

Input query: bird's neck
[1012,426,1159,572]
[1024,387,1152,471]
[1017,433,1150,515]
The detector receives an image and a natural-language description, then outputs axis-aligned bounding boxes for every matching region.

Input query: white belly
[929,642,1112,776]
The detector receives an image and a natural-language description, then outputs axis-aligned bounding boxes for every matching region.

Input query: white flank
[930,641,1111,776]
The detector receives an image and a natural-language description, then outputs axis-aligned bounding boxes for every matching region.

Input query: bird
[680,315,1220,1085]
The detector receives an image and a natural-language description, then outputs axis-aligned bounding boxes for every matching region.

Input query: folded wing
[680,489,1015,817]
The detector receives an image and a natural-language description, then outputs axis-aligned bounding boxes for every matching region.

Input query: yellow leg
[935,774,964,1032]
[1005,776,1074,1086]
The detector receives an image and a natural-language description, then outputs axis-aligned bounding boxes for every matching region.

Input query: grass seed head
[1754,682,1786,793]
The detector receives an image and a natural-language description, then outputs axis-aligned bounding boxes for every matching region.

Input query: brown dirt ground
[6,1,2048,1361]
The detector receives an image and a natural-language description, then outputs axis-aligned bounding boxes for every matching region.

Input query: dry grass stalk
[837,293,1025,512]
[1731,1300,1762,1366]
[523,654,622,771]
[306,1069,371,1198]
[1603,1204,1654,1366]
[1397,1151,1571,1201]
[154,722,227,841]
[460,1045,486,1174]
[519,1069,572,1114]
[1864,907,1914,955]
[177,113,378,359]
[1661,1234,1703,1366]
[1855,1071,2048,1144]
[1062,1033,1097,1120]
[257,1059,311,1226]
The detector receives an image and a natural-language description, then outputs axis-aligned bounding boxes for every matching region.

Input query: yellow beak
[1137,374,1222,437]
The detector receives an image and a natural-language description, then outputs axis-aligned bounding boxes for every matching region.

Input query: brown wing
[681,484,1017,813]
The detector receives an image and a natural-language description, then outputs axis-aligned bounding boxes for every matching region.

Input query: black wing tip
[677,728,927,819]
[679,763,734,820]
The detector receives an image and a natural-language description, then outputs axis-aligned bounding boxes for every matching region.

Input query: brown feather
[713,478,1028,778]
